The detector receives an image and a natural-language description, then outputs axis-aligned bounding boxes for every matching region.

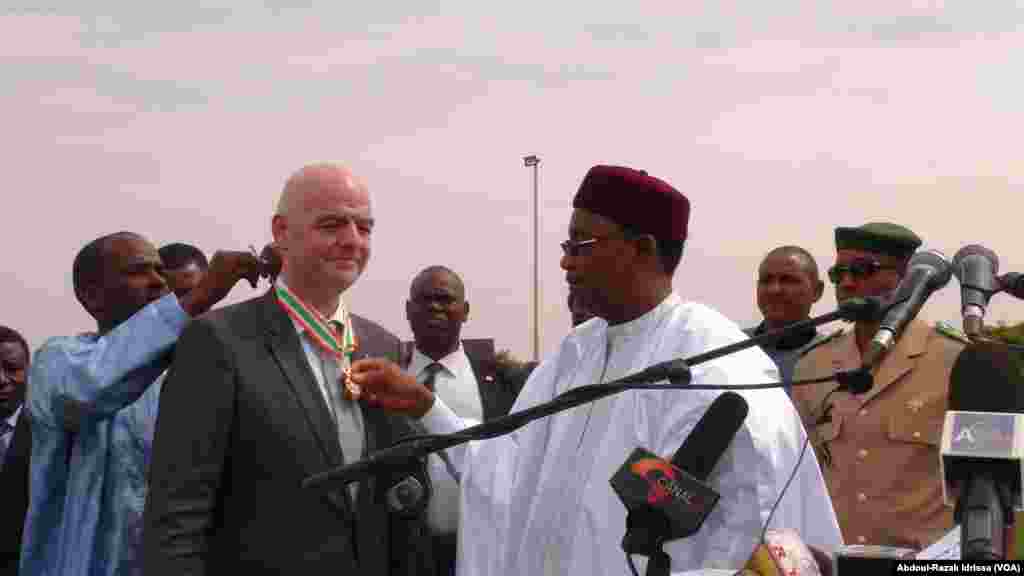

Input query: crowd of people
[0,161,970,575]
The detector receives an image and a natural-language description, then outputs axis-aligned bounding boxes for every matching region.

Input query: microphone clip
[836,296,886,323]
[622,510,674,576]
[834,367,873,395]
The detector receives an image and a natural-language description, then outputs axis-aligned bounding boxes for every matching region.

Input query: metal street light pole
[523,155,541,362]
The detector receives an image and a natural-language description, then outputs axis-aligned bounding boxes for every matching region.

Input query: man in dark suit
[0,409,30,574]
[0,325,31,574]
[142,164,434,576]
[401,265,534,575]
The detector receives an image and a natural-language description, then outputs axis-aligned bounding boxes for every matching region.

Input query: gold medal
[342,366,361,401]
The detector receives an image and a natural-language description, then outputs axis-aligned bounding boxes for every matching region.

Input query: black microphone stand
[956,472,1014,561]
[303,297,882,491]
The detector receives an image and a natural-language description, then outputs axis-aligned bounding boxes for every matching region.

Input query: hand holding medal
[342,367,361,401]
[348,358,434,417]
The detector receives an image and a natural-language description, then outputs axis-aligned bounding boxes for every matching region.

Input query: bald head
[756,245,824,328]
[271,163,374,302]
[275,163,370,217]
[762,246,819,282]
[410,265,464,300]
[406,265,469,359]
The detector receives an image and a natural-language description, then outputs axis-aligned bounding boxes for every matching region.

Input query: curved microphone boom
[953,245,1000,338]
[1000,272,1024,300]
[861,249,953,373]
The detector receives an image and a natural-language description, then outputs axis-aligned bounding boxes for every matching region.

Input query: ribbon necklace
[275,281,361,399]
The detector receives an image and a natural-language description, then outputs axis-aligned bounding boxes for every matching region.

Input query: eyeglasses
[827,259,898,284]
[560,237,614,257]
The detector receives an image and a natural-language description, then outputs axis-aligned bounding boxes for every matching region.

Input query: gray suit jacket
[142,291,435,576]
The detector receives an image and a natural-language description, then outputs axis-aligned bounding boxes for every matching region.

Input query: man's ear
[463,300,470,322]
[78,283,104,320]
[813,279,825,302]
[270,215,289,249]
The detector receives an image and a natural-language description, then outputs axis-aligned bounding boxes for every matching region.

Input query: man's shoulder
[802,325,847,354]
[931,321,971,347]
[350,313,399,343]
[924,321,969,364]
[792,325,849,375]
[34,332,97,356]
[192,293,273,333]
[350,314,401,360]
[806,325,846,352]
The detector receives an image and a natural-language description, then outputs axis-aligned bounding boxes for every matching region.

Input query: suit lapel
[462,340,499,422]
[860,320,929,406]
[261,291,343,467]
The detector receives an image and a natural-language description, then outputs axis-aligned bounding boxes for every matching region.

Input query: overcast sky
[3,1,1024,362]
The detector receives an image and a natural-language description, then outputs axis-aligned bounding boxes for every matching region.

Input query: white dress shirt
[278,278,364,497]
[408,345,483,422]
[408,345,482,533]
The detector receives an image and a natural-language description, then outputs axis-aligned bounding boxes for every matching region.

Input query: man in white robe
[352,165,843,574]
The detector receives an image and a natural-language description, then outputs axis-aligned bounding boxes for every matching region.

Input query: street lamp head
[523,155,540,167]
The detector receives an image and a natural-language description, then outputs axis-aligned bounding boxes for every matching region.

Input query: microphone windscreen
[671,391,749,482]
[953,245,1000,277]
[948,341,1024,414]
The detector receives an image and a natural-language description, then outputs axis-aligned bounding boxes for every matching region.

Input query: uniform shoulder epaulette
[934,321,971,345]
[797,324,848,357]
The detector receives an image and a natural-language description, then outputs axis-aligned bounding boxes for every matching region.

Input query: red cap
[573,165,689,241]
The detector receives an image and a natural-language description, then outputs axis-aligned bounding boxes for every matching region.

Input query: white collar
[5,404,21,427]
[605,292,682,346]
[409,343,470,378]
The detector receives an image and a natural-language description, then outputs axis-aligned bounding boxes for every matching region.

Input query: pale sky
[3,1,1024,363]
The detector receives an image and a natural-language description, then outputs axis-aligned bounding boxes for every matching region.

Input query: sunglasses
[827,259,898,284]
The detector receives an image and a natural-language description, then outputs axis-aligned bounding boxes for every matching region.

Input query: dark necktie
[422,362,444,391]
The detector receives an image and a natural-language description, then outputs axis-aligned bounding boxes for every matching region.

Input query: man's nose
[837,273,858,291]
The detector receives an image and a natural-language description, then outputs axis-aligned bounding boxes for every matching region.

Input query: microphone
[386,475,430,517]
[939,342,1024,560]
[610,392,749,575]
[861,249,953,372]
[952,245,1000,338]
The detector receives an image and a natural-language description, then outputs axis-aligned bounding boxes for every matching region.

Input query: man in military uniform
[792,222,967,551]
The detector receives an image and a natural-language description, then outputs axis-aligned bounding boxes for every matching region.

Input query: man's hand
[179,250,263,317]
[349,358,434,418]
[495,349,523,366]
